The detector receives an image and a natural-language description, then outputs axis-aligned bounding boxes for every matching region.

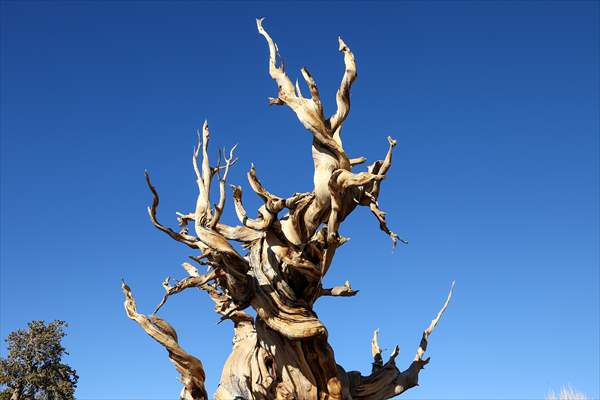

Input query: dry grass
[546,386,588,400]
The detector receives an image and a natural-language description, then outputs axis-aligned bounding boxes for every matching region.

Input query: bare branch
[349,156,367,166]
[193,121,212,226]
[319,280,358,298]
[326,169,385,252]
[333,169,384,190]
[414,280,455,363]
[231,185,275,231]
[371,329,384,373]
[187,254,209,270]
[122,281,208,400]
[346,282,455,399]
[209,144,238,228]
[353,136,405,247]
[300,67,323,113]
[368,200,405,247]
[295,79,303,98]
[255,17,295,101]
[380,136,397,176]
[153,269,218,314]
[256,18,348,163]
[329,36,357,144]
[146,170,245,258]
[145,171,199,249]
[246,164,282,206]
[200,121,212,214]
[366,136,397,199]
[214,223,264,243]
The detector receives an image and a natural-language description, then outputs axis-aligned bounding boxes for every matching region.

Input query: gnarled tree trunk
[122,19,454,400]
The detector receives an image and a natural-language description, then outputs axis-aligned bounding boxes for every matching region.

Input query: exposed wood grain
[122,19,453,400]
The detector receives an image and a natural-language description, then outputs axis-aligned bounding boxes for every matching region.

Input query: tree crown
[0,320,78,400]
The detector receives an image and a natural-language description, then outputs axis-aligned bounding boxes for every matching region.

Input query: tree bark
[122,19,454,400]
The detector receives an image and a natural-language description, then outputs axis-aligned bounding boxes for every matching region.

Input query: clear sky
[1,1,598,399]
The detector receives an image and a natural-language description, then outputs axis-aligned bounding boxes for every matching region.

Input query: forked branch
[348,281,455,399]
[153,267,218,314]
[359,136,406,247]
[256,18,348,164]
[209,144,238,228]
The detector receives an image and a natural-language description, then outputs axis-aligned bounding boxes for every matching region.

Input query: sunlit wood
[122,19,453,400]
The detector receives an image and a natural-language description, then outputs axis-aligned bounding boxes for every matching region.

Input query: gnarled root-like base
[214,282,454,400]
[215,318,340,400]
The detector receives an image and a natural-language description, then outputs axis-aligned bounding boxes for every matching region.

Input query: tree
[0,320,78,400]
[122,19,454,400]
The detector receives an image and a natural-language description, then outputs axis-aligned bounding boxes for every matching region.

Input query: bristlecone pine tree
[122,19,454,400]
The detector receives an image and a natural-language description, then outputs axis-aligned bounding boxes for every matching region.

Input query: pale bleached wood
[122,281,208,400]
[122,19,453,400]
[346,282,455,399]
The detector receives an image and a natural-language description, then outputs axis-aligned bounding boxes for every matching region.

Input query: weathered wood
[122,19,453,400]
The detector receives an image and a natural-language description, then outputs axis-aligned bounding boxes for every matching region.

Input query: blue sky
[1,1,598,399]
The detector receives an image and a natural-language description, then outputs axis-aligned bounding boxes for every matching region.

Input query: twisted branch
[145,171,199,249]
[329,36,357,145]
[122,281,208,400]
